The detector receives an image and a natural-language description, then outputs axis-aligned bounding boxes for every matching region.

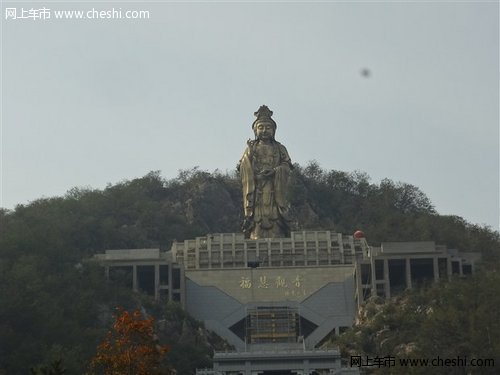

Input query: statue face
[255,122,275,141]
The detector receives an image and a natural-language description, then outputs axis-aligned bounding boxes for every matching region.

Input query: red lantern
[353,230,365,239]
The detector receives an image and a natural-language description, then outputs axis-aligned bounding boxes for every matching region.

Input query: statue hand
[260,168,275,178]
[242,217,254,231]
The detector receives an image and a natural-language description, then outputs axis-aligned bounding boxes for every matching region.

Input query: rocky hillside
[1,163,498,374]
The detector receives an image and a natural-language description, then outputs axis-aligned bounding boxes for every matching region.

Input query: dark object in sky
[361,68,371,78]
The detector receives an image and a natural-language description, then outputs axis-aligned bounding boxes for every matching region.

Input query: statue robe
[239,139,292,239]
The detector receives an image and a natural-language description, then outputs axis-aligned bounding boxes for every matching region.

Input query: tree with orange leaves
[89,308,171,375]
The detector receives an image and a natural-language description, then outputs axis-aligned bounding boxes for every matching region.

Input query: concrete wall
[185,265,357,350]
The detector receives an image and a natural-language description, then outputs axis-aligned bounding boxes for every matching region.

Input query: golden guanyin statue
[238,106,293,239]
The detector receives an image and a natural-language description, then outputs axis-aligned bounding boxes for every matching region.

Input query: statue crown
[254,105,273,120]
[252,105,277,129]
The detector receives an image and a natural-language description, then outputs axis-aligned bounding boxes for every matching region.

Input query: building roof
[381,241,436,254]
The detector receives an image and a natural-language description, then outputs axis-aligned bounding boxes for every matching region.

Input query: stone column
[132,265,138,292]
[154,264,160,301]
[180,266,186,308]
[384,259,390,299]
[370,257,377,297]
[244,360,251,375]
[433,257,439,282]
[355,263,363,305]
[303,359,310,375]
[405,258,412,289]
[168,264,173,301]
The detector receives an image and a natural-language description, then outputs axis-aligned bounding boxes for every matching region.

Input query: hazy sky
[1,1,499,231]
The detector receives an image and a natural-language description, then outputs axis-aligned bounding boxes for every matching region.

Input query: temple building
[94,230,479,375]
[93,107,482,375]
[94,248,185,304]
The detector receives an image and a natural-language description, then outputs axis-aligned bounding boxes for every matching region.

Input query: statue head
[252,105,277,140]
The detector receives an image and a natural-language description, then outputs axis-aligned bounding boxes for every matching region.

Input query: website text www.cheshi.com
[350,355,495,369]
[4,7,150,21]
